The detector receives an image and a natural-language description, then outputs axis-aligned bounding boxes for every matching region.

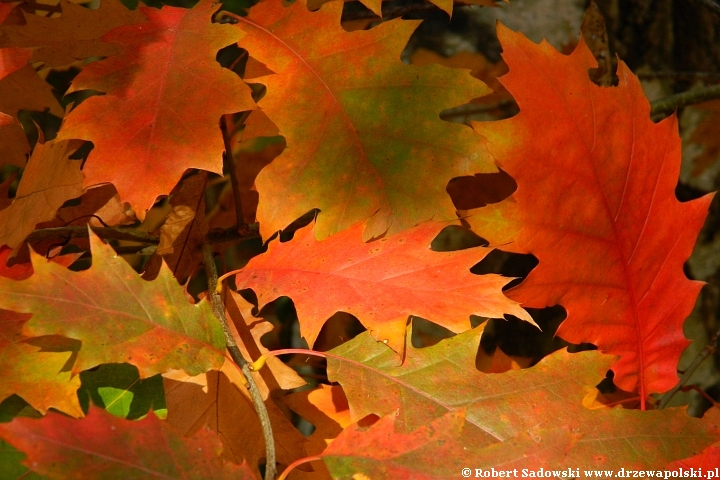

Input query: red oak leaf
[234,221,532,354]
[466,24,712,403]
[57,0,255,218]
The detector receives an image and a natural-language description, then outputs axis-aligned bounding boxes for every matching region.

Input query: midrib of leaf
[324,347,504,442]
[20,433,177,479]
[517,43,650,406]
[145,19,180,166]
[235,14,376,227]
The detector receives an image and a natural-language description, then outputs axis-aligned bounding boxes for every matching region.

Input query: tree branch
[650,84,720,116]
[202,244,277,480]
[658,328,720,409]
[24,224,261,250]
[25,226,159,244]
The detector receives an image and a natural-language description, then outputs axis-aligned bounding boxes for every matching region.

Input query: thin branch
[680,385,718,406]
[25,226,159,244]
[439,98,518,122]
[202,244,277,480]
[650,84,720,116]
[24,224,260,250]
[206,223,261,244]
[658,328,720,409]
[220,114,251,234]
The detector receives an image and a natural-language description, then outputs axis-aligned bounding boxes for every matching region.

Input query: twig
[24,224,261,250]
[658,328,720,409]
[202,244,277,480]
[440,98,518,121]
[680,385,718,406]
[650,85,720,116]
[220,114,250,234]
[25,226,159,244]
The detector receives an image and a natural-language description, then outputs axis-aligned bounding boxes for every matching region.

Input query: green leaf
[78,364,166,420]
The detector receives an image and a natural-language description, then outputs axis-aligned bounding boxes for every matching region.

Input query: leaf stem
[250,349,328,372]
[658,328,720,409]
[650,84,720,117]
[277,456,322,480]
[201,244,277,480]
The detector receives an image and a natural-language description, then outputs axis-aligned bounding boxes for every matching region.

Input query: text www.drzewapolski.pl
[461,468,715,479]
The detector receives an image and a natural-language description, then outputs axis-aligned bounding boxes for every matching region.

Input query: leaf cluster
[0,0,717,478]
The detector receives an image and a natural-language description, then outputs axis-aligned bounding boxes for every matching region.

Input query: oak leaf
[283,384,351,455]
[465,24,712,401]
[0,2,63,118]
[0,407,260,479]
[0,0,145,67]
[57,0,255,218]
[318,410,578,478]
[0,111,29,168]
[0,63,63,118]
[162,290,306,469]
[234,221,532,354]
[0,230,226,377]
[163,366,307,470]
[0,139,84,249]
[233,0,495,240]
[327,325,719,468]
[0,309,83,418]
[153,172,209,283]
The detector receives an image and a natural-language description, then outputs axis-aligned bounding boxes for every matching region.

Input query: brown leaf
[163,362,308,470]
[0,139,84,248]
[154,172,209,283]
[0,0,145,67]
[0,63,63,118]
[0,111,28,167]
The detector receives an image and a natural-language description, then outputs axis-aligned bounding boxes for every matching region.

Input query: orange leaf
[57,0,255,218]
[0,407,260,478]
[232,0,494,240]
[0,230,226,376]
[0,139,84,248]
[466,24,712,401]
[234,221,532,354]
[0,309,83,417]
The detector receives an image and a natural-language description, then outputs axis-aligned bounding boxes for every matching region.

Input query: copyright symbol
[462,468,472,477]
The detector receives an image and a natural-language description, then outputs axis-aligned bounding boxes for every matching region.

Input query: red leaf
[0,407,260,479]
[57,0,255,218]
[327,326,720,469]
[317,411,578,478]
[466,24,712,400]
[234,221,532,354]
